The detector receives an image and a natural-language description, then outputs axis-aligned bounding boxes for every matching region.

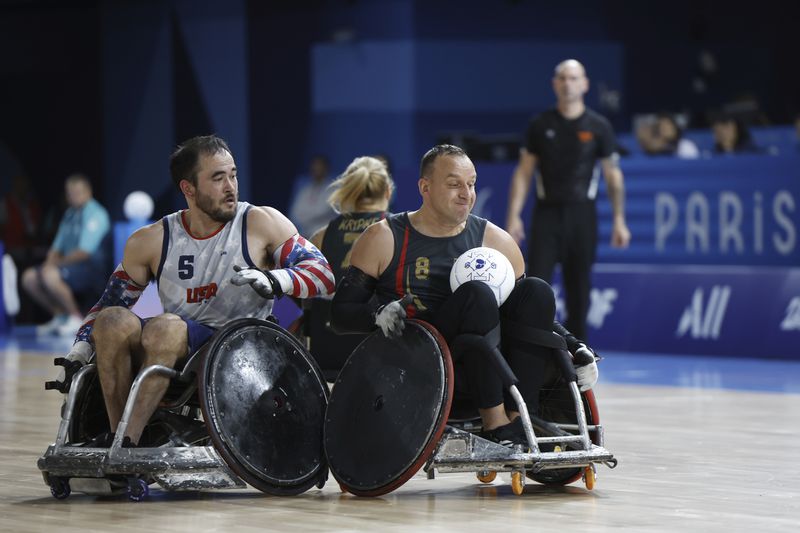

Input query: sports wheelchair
[37,317,330,501]
[322,319,618,496]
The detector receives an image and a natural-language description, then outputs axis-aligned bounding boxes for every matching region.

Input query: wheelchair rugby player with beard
[327,144,616,496]
[38,135,336,500]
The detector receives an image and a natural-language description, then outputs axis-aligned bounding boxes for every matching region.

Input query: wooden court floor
[1,343,798,532]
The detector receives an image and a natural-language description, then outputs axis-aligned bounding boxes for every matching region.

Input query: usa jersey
[156,202,272,328]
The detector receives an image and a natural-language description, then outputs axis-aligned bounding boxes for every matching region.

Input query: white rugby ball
[449,246,515,306]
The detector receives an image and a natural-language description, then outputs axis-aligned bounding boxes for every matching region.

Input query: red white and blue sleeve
[267,234,335,298]
[74,264,147,346]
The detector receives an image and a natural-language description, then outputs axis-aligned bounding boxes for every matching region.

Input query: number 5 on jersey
[179,255,194,279]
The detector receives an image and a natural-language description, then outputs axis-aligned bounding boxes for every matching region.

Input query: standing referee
[505,59,630,341]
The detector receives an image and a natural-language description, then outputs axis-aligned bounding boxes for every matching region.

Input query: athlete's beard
[196,190,237,223]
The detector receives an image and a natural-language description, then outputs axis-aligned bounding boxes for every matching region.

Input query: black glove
[45,341,92,394]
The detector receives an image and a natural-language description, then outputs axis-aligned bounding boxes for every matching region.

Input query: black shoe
[479,418,529,449]
[121,436,137,448]
[78,431,115,448]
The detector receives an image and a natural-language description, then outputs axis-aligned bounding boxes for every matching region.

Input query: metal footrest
[38,444,245,492]
[428,426,616,475]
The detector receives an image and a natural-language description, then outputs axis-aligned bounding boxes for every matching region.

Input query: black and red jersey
[375,212,487,320]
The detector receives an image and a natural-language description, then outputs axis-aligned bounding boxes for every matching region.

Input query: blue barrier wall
[584,264,800,359]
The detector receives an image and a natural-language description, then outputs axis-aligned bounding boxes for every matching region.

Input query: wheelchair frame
[38,317,330,501]
[38,362,245,501]
[424,380,617,495]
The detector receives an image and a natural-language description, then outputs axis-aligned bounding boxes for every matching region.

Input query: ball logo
[463,257,496,281]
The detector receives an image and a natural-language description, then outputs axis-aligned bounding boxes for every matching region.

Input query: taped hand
[374,294,414,337]
[573,343,599,392]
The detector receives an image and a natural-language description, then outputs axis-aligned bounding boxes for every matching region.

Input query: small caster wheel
[511,471,525,496]
[316,477,326,490]
[339,483,348,494]
[583,466,596,490]
[127,478,149,502]
[49,477,71,500]
[476,470,497,483]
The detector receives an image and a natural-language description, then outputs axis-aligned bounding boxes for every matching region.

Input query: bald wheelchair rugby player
[49,134,335,448]
[331,144,599,448]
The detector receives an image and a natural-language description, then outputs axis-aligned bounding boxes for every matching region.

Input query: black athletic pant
[429,278,556,414]
[527,201,597,341]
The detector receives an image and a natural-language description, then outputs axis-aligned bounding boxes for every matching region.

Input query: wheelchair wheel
[528,378,600,486]
[200,318,330,496]
[476,470,497,483]
[511,471,525,496]
[48,476,71,500]
[325,320,454,497]
[127,478,150,502]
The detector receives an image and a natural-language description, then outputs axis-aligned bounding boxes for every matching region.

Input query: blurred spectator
[0,173,42,259]
[21,173,110,336]
[711,113,759,154]
[0,173,44,324]
[288,154,336,237]
[635,113,700,159]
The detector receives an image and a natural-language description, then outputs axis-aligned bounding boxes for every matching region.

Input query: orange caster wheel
[476,470,497,483]
[583,466,596,490]
[511,471,525,496]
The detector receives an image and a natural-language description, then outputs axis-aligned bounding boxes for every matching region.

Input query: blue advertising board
[551,264,800,359]
[596,155,799,266]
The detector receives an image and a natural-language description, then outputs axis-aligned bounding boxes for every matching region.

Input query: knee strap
[501,319,567,351]
[449,324,501,359]
[502,319,577,383]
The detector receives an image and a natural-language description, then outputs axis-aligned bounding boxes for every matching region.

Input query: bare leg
[38,264,81,316]
[124,314,188,444]
[21,266,65,316]
[94,307,144,432]
[480,405,512,431]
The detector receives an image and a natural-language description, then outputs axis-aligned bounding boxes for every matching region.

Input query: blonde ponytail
[328,156,393,214]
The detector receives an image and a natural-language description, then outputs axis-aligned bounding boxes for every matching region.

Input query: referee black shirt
[525,108,616,203]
